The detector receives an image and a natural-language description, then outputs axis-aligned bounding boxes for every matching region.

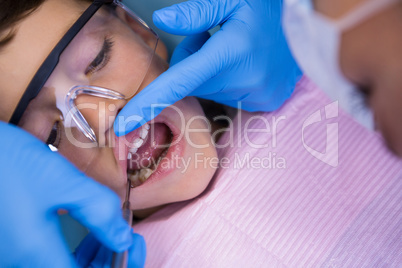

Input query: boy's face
[313,0,402,156]
[0,0,218,216]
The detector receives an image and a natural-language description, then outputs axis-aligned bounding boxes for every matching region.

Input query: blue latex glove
[114,0,302,135]
[74,232,146,268]
[0,122,145,267]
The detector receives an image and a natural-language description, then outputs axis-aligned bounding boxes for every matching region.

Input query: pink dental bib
[134,77,402,267]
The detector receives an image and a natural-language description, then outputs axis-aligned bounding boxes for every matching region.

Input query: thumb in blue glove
[0,122,143,267]
[114,0,302,136]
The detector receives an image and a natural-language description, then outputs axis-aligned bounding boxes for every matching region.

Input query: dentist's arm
[0,122,145,267]
[115,0,302,136]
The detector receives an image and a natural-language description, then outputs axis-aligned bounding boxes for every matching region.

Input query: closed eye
[85,37,114,75]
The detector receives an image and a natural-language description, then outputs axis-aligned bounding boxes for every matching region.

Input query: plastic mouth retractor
[66,85,126,143]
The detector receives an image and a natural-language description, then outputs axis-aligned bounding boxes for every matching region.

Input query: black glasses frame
[9,0,114,125]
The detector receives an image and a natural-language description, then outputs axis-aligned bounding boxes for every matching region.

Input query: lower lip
[130,125,184,188]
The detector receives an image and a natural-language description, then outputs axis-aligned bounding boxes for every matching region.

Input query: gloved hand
[114,0,302,136]
[74,232,146,267]
[0,122,145,267]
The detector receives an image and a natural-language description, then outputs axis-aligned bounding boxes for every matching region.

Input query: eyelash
[85,37,114,75]
[46,121,62,150]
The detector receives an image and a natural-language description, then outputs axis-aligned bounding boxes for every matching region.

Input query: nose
[75,94,127,146]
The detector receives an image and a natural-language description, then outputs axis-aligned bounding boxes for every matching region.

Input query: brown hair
[0,0,45,48]
[0,0,92,49]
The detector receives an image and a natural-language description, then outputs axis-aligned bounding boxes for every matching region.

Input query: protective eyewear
[9,0,158,140]
[10,0,158,172]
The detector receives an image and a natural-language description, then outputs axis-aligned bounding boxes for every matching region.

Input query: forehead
[0,0,88,122]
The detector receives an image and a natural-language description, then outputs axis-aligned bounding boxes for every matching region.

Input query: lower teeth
[129,168,154,184]
[128,148,169,186]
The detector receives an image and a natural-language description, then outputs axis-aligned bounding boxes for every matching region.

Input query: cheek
[371,87,402,157]
[84,149,125,196]
[169,98,219,197]
[155,41,168,61]
[160,138,218,204]
[185,147,218,196]
[136,53,169,90]
[58,126,125,198]
[339,28,372,85]
[313,0,366,19]
[93,40,154,97]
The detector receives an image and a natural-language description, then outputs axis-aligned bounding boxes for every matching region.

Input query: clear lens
[18,2,158,173]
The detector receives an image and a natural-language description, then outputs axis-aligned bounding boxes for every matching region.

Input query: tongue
[128,123,171,170]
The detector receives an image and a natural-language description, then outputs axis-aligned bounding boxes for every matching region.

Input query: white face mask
[283,0,398,130]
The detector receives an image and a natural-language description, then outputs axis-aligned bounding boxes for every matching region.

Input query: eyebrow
[0,30,15,51]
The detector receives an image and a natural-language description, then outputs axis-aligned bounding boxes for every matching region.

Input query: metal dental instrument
[111,179,133,268]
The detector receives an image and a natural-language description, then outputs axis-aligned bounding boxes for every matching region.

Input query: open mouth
[126,123,174,187]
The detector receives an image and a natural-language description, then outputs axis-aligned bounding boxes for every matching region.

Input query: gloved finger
[90,244,113,268]
[114,32,226,136]
[73,232,101,267]
[193,70,295,111]
[0,124,132,253]
[55,176,131,253]
[80,233,146,268]
[27,152,132,252]
[153,0,239,35]
[127,233,147,268]
[170,32,210,66]
[23,216,77,268]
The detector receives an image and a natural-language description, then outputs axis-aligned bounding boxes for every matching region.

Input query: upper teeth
[132,138,144,149]
[139,128,148,139]
[127,123,149,158]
